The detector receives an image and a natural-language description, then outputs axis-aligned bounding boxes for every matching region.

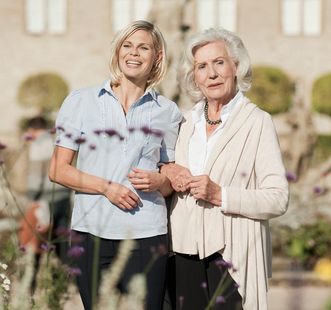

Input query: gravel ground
[63,284,331,310]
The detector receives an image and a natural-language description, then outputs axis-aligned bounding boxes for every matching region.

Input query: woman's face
[194,40,237,104]
[118,30,159,85]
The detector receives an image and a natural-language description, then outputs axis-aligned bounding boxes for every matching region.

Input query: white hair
[178,28,252,102]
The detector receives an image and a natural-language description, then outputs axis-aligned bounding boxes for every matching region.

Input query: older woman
[49,20,181,310]
[162,28,289,309]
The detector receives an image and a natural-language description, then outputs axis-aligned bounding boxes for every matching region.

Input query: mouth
[208,83,222,88]
[126,60,142,66]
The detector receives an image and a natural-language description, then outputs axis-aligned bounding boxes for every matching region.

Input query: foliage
[325,298,331,310]
[246,65,294,114]
[33,254,70,310]
[285,220,331,269]
[17,73,69,114]
[312,73,331,116]
[310,135,331,166]
[0,232,20,273]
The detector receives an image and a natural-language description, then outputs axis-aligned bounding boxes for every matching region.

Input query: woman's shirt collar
[191,91,244,124]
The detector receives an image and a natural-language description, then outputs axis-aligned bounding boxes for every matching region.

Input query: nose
[130,47,139,56]
[208,65,218,79]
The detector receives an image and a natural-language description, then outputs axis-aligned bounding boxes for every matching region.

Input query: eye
[122,43,131,48]
[140,46,150,51]
[216,60,224,65]
[197,64,206,70]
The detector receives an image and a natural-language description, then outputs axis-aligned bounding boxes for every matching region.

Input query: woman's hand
[128,168,166,192]
[187,175,222,206]
[104,181,142,211]
[160,163,192,192]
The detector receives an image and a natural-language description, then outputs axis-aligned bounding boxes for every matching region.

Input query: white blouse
[188,91,243,210]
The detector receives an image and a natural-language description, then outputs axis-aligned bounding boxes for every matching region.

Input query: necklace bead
[204,102,222,125]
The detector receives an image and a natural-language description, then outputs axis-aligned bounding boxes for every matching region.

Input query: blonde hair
[178,28,252,102]
[109,20,167,89]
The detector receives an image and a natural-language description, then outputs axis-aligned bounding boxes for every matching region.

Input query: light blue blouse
[55,81,182,239]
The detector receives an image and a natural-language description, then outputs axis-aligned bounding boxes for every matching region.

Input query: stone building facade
[0,0,330,191]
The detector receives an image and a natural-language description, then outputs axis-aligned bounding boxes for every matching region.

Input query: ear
[155,50,163,63]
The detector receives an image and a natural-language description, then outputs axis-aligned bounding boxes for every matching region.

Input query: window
[111,0,152,33]
[282,0,321,36]
[25,0,67,35]
[197,0,237,32]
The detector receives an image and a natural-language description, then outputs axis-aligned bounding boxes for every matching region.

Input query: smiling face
[118,29,160,86]
[193,40,237,105]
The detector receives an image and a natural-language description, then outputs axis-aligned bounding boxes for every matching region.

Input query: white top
[188,91,244,210]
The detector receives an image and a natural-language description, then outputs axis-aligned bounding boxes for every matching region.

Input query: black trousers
[73,231,168,310]
[167,252,243,310]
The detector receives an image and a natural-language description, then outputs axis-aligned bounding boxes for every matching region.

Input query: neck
[112,78,147,112]
[207,90,237,113]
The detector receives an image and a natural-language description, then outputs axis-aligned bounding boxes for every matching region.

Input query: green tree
[17,73,69,114]
[247,66,294,114]
[312,73,331,116]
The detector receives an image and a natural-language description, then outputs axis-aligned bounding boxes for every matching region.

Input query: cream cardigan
[170,96,289,310]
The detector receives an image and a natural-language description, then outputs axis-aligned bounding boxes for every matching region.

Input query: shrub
[286,220,331,269]
[17,73,69,114]
[246,66,294,114]
[310,135,331,166]
[312,73,331,116]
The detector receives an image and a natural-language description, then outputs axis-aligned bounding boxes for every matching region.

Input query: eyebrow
[194,56,227,66]
[122,40,153,47]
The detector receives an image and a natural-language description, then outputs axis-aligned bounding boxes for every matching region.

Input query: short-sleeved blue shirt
[55,81,182,239]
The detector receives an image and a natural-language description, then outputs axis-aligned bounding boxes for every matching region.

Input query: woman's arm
[160,163,192,192]
[49,146,141,210]
[128,168,173,197]
[224,113,289,220]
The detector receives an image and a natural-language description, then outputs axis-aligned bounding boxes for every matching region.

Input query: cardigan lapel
[204,97,257,175]
[177,113,195,166]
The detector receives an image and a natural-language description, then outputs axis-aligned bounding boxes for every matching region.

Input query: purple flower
[313,186,326,195]
[0,142,7,150]
[322,168,331,177]
[286,171,297,183]
[56,125,65,132]
[151,129,164,138]
[67,246,85,258]
[93,129,104,136]
[241,171,247,178]
[66,267,82,277]
[157,244,167,256]
[49,127,56,134]
[104,129,118,137]
[55,226,71,237]
[215,258,233,270]
[141,126,152,135]
[128,127,135,133]
[75,137,86,145]
[23,133,34,142]
[89,144,96,150]
[216,296,226,304]
[201,281,207,289]
[150,244,167,257]
[69,231,84,244]
[40,243,55,252]
[65,133,72,139]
